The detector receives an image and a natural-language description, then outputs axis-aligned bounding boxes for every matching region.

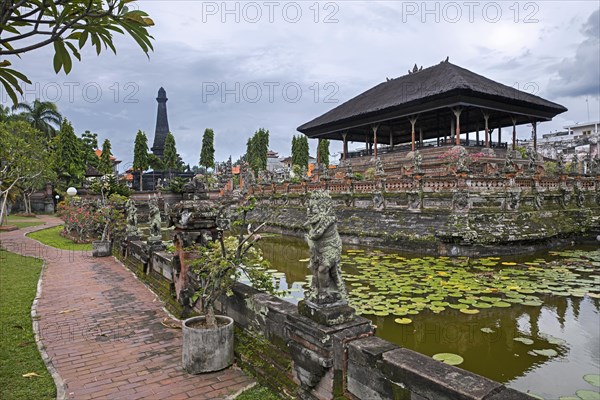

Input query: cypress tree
[99,139,113,175]
[318,139,330,167]
[163,132,178,177]
[133,130,149,190]
[199,128,215,170]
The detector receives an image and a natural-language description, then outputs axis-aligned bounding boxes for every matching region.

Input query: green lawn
[236,385,280,400]
[4,215,45,229]
[26,225,92,251]
[0,249,56,400]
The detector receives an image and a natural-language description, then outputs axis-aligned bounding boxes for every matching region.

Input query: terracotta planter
[92,240,112,257]
[182,315,234,374]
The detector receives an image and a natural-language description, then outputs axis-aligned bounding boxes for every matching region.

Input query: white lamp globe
[66,187,77,196]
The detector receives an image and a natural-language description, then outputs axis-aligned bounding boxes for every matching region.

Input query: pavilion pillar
[452,107,462,146]
[389,127,394,150]
[419,127,423,147]
[476,125,480,146]
[365,135,369,151]
[483,111,490,148]
[511,117,517,150]
[532,120,537,150]
[372,124,379,158]
[409,116,418,152]
[497,124,502,148]
[450,118,455,143]
[317,138,321,165]
[341,132,348,160]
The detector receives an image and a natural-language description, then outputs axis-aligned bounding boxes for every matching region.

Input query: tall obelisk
[151,87,170,158]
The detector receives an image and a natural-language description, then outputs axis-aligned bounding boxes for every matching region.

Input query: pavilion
[297,60,567,160]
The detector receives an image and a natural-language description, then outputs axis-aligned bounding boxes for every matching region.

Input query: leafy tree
[79,130,100,170]
[52,119,85,189]
[199,128,215,170]
[163,132,178,178]
[245,128,269,176]
[0,121,51,223]
[318,139,330,166]
[147,153,164,171]
[132,130,149,191]
[99,139,113,175]
[0,1,154,104]
[12,99,62,140]
[292,135,309,169]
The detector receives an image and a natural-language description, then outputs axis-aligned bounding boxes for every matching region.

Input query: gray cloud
[548,9,599,98]
[4,2,599,169]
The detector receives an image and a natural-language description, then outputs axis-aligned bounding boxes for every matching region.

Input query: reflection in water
[257,236,600,400]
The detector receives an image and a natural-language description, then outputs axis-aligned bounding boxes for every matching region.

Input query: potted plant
[180,197,279,374]
[92,194,127,257]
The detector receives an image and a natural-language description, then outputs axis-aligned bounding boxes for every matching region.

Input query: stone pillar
[341,132,348,160]
[511,117,517,150]
[290,190,373,399]
[410,116,418,152]
[372,124,379,158]
[532,120,537,151]
[498,124,502,148]
[483,111,490,148]
[452,107,462,146]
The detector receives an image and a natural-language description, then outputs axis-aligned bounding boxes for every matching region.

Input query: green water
[256,236,600,400]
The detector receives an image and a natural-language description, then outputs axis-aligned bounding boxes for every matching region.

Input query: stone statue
[345,162,354,178]
[148,196,162,242]
[456,147,469,173]
[375,157,385,176]
[572,154,581,174]
[533,188,544,210]
[125,199,140,238]
[526,148,537,172]
[413,150,422,173]
[503,151,516,172]
[304,190,347,305]
[591,156,600,175]
[557,153,565,174]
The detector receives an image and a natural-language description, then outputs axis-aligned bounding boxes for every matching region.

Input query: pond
[255,235,600,400]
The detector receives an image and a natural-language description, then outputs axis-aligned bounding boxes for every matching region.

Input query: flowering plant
[56,197,101,242]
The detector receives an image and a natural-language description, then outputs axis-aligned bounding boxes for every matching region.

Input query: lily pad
[459,308,479,314]
[480,328,495,334]
[394,318,412,325]
[513,337,534,345]
[432,353,464,366]
[576,390,600,400]
[583,374,600,387]
[533,349,558,357]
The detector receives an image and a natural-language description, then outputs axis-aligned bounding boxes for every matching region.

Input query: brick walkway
[0,216,255,400]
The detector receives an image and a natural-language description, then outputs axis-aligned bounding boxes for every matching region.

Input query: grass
[235,385,280,400]
[26,226,92,251]
[4,215,45,229]
[0,249,56,400]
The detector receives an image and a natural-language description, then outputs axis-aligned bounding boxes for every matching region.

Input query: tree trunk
[205,306,217,329]
[0,193,8,225]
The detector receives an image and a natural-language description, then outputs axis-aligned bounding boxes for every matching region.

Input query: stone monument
[125,198,141,239]
[298,190,353,326]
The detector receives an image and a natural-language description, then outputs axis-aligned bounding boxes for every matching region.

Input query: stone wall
[247,176,600,256]
[118,241,536,400]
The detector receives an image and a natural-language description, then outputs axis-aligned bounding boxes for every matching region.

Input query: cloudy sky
[8,1,600,171]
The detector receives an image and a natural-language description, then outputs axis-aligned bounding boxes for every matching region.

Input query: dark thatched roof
[298,61,567,139]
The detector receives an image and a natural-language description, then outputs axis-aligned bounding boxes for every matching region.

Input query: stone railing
[118,240,537,400]
[249,175,599,198]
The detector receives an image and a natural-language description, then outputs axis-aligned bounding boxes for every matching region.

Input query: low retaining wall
[248,183,600,256]
[119,240,536,400]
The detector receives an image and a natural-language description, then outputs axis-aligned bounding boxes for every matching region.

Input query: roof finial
[445,56,449,62]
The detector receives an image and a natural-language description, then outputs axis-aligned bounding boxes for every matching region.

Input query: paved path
[0,216,255,400]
